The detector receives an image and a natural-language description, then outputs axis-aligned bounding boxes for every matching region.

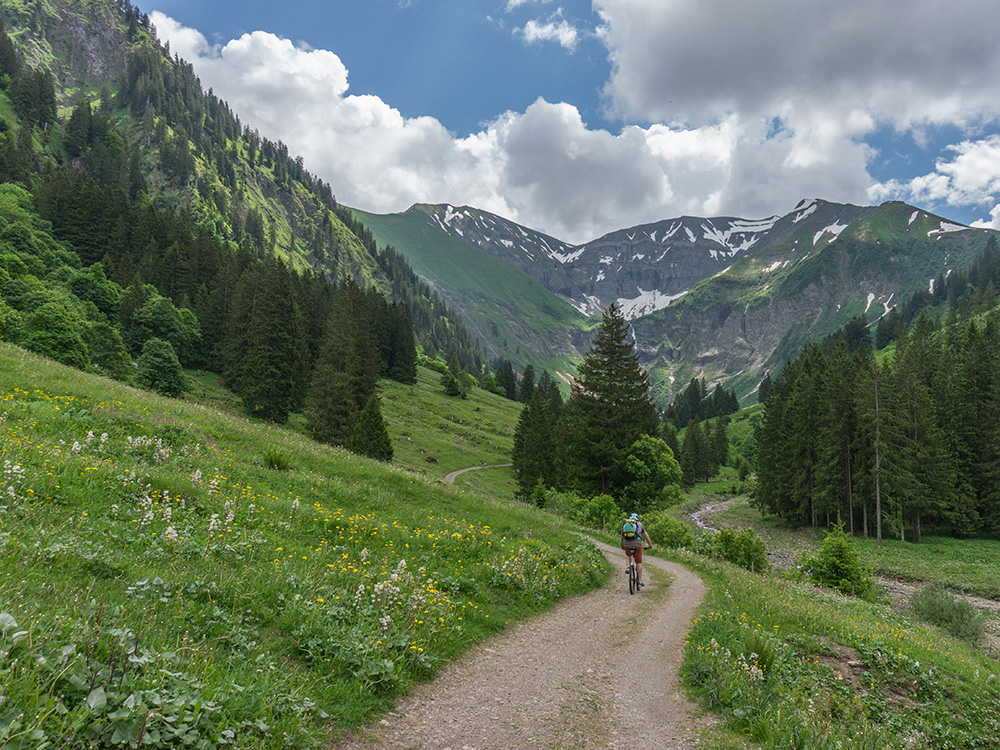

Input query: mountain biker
[620,513,653,588]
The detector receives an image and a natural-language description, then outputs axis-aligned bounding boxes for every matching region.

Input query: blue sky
[136,0,1000,244]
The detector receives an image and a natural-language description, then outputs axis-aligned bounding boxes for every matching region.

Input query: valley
[1,1,1000,748]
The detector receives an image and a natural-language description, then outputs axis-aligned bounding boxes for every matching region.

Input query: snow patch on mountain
[928,221,966,237]
[568,294,604,316]
[617,288,687,319]
[813,221,848,246]
[700,217,778,257]
[792,199,818,223]
[550,246,586,263]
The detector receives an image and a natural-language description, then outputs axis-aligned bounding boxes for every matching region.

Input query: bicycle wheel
[628,559,637,595]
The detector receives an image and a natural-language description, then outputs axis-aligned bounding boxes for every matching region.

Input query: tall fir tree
[305,279,378,445]
[222,262,308,423]
[518,363,536,403]
[563,303,658,496]
[347,394,393,462]
[512,390,559,499]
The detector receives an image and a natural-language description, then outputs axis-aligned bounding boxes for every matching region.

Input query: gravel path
[442,463,513,485]
[334,542,706,749]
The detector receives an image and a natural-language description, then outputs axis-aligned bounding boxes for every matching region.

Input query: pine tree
[563,303,658,496]
[347,394,393,462]
[814,340,861,532]
[496,359,517,400]
[223,262,308,423]
[305,280,378,443]
[135,337,185,397]
[512,390,558,498]
[518,363,536,403]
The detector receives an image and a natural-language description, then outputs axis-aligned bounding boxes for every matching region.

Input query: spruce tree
[518,363,536,403]
[496,359,517,400]
[563,303,658,496]
[512,390,558,498]
[223,262,308,423]
[136,337,185,397]
[305,280,378,444]
[347,394,393,462]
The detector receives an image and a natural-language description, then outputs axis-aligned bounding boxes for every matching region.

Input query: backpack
[622,520,638,540]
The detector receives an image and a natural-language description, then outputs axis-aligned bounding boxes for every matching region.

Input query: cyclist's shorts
[624,543,643,563]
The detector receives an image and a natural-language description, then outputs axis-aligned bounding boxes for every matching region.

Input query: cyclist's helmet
[629,513,639,521]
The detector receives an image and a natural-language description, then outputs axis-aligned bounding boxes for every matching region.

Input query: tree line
[755,310,1000,542]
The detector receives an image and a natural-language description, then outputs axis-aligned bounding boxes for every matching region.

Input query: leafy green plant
[910,584,988,642]
[799,524,880,601]
[642,511,695,550]
[695,527,769,573]
[262,446,295,471]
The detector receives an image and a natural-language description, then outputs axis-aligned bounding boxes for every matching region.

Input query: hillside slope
[0,0,485,371]
[355,205,591,375]
[635,201,997,400]
[0,342,607,748]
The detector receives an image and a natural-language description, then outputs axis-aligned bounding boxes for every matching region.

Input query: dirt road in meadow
[442,464,513,485]
[334,542,707,750]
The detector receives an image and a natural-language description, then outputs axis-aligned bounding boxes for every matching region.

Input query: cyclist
[620,513,652,588]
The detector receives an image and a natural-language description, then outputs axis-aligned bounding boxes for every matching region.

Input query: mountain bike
[624,544,649,594]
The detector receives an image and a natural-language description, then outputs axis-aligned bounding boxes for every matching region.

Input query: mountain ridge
[358,198,996,403]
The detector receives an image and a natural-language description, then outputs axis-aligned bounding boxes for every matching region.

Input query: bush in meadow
[136,337,185,397]
[910,583,988,642]
[642,511,696,550]
[21,300,89,369]
[799,524,879,601]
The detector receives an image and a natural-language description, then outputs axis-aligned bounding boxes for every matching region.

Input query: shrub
[22,301,89,369]
[694,527,769,572]
[800,525,879,601]
[642,511,696,550]
[136,337,185,397]
[262,446,295,471]
[910,584,988,643]
[580,493,619,530]
[715,528,769,573]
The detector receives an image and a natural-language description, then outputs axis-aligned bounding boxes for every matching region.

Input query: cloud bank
[153,1,1000,242]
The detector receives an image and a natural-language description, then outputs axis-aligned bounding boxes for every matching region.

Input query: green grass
[647,471,1000,748]
[699,493,1000,600]
[0,344,608,749]
[378,366,520,479]
[675,549,1000,749]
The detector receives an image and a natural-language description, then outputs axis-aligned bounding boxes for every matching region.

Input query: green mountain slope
[0,0,486,372]
[354,205,591,376]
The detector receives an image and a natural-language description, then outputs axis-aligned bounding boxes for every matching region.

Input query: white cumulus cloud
[153,1,1000,244]
[519,17,579,50]
[871,135,1000,229]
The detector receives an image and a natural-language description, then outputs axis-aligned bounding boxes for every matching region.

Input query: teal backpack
[622,520,639,541]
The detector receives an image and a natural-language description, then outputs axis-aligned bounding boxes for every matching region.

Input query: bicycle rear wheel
[628,559,637,595]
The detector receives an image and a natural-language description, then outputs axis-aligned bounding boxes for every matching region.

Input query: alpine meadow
[1,2,999,749]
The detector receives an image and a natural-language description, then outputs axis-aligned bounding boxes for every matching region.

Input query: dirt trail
[442,463,513,485]
[334,542,706,750]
